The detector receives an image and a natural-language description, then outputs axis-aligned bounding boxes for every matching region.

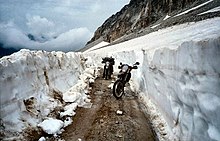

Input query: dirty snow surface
[0,17,220,141]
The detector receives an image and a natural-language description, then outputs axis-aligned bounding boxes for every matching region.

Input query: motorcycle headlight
[121,65,128,72]
[122,69,126,72]
[106,62,110,67]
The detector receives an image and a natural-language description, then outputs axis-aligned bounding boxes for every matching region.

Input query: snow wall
[107,37,220,141]
[0,50,85,133]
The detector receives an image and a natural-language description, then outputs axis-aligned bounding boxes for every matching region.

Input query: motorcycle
[113,62,139,99]
[102,57,114,80]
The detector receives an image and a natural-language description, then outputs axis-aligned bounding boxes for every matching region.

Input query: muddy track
[61,74,157,141]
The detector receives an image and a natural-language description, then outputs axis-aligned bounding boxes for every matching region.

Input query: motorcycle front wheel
[113,80,124,99]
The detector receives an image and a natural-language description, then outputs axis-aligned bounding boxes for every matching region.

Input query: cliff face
[86,0,200,44]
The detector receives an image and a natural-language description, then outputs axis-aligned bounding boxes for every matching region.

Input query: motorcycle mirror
[120,62,122,65]
[135,62,140,65]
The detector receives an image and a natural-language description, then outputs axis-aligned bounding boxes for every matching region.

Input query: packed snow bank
[85,18,220,141]
[0,49,98,139]
[137,38,220,141]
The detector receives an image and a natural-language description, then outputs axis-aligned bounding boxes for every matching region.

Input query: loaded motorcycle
[102,57,115,80]
[113,62,139,99]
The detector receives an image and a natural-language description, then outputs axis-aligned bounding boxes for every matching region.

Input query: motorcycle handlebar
[132,66,138,69]
[118,63,139,69]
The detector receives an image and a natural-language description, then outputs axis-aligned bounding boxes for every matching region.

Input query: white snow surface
[163,15,171,20]
[198,6,220,15]
[0,49,99,139]
[84,41,109,53]
[38,137,46,141]
[1,17,220,141]
[150,23,161,29]
[38,118,64,135]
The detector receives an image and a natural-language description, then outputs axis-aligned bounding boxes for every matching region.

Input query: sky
[0,0,130,52]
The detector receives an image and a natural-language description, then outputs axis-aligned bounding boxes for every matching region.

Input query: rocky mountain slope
[83,0,220,51]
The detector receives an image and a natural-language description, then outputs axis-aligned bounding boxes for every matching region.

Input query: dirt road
[61,74,157,141]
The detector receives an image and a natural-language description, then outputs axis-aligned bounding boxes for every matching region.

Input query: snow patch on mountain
[198,6,220,15]
[173,0,214,18]
[84,41,110,53]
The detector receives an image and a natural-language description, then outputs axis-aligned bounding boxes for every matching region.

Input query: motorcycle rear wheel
[105,68,109,80]
[113,80,124,99]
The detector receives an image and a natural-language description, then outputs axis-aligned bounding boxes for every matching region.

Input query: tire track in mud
[62,73,157,141]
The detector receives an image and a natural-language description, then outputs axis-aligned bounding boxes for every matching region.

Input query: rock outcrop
[86,0,219,46]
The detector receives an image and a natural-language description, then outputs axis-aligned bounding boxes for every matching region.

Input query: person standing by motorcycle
[102,56,115,79]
